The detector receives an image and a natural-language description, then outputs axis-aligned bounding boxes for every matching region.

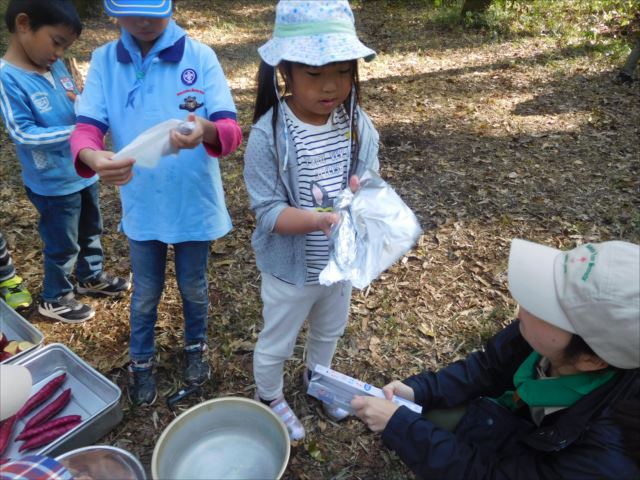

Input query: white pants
[253,273,352,400]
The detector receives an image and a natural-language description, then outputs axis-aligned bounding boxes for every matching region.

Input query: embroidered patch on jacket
[60,76,75,91]
[31,92,51,113]
[179,95,203,112]
[181,68,197,86]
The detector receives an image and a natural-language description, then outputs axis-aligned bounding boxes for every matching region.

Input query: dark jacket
[382,321,640,480]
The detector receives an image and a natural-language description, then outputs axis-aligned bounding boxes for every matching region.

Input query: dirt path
[1,1,638,478]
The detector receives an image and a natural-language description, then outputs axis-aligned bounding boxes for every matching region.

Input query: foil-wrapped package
[319,169,422,289]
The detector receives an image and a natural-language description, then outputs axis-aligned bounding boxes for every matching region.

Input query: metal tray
[4,343,122,459]
[0,299,44,364]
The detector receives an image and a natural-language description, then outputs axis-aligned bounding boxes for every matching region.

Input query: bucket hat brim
[259,33,376,67]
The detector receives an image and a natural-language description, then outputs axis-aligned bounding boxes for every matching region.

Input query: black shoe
[127,359,157,407]
[184,342,211,386]
[76,272,131,297]
[38,292,95,323]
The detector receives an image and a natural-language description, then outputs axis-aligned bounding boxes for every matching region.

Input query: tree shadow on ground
[371,66,639,240]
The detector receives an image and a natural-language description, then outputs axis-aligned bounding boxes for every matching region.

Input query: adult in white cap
[352,239,640,479]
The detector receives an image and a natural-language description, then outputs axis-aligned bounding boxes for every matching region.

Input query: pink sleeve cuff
[70,123,105,178]
[203,118,242,158]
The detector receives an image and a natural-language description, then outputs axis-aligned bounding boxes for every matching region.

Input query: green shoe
[0,275,33,311]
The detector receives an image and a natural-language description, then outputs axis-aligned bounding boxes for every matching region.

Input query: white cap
[508,239,640,369]
[0,364,32,420]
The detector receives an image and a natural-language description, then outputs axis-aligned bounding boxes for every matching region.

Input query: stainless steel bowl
[152,397,290,480]
[55,445,146,480]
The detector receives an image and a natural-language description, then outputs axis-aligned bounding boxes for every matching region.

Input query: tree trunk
[462,0,493,16]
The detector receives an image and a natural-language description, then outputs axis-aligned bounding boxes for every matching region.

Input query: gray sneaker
[127,359,157,407]
[77,271,131,297]
[184,342,211,386]
[38,292,95,323]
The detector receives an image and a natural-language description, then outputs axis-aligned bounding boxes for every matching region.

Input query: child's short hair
[5,0,82,36]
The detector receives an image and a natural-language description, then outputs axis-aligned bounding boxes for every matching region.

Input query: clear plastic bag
[319,169,422,289]
[111,119,194,168]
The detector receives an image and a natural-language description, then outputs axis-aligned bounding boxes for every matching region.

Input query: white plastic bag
[319,169,422,289]
[111,119,193,168]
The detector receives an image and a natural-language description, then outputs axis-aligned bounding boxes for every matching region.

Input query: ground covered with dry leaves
[0,1,638,478]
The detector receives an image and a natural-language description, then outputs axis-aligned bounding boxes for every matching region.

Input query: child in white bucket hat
[244,0,380,441]
[352,239,640,479]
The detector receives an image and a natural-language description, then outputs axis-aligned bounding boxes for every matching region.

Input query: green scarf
[495,352,617,411]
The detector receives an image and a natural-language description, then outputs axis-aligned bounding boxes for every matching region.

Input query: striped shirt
[284,103,351,284]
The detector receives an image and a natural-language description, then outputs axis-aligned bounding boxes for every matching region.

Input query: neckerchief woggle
[119,19,187,109]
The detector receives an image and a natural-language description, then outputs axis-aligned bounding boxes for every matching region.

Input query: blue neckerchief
[119,19,187,108]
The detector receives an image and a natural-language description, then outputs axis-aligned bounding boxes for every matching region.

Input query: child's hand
[349,175,360,193]
[170,114,205,150]
[79,149,134,186]
[382,381,415,402]
[351,396,399,433]
[315,211,340,237]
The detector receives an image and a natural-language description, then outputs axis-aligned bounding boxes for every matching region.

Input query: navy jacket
[382,321,640,479]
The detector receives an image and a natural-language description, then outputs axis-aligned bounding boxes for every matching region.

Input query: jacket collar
[116,34,185,64]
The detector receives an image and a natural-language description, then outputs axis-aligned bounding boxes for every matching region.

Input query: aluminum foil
[319,169,422,289]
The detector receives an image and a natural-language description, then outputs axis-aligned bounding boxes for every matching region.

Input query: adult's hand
[79,149,135,186]
[382,380,415,402]
[351,395,399,433]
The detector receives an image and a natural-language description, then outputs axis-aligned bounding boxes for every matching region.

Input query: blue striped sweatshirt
[0,59,95,196]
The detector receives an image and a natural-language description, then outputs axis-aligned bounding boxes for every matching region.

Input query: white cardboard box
[307,365,422,415]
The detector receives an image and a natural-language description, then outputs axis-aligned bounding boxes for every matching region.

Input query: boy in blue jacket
[1,0,129,323]
[353,239,640,479]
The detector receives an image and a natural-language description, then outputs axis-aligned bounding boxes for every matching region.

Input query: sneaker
[38,292,95,323]
[76,272,131,297]
[0,275,32,311]
[303,367,350,422]
[184,342,211,386]
[127,359,157,407]
[255,392,305,441]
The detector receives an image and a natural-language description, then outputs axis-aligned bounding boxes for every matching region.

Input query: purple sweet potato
[22,388,71,431]
[18,420,80,452]
[16,415,82,441]
[16,372,66,419]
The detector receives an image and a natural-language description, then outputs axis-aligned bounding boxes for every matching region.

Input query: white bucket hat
[508,239,640,369]
[258,0,376,67]
[103,0,172,18]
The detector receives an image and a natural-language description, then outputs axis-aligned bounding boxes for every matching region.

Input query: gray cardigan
[243,105,380,287]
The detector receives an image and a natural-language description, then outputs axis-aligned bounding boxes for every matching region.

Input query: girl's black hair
[561,333,597,363]
[253,59,362,177]
[5,0,82,36]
